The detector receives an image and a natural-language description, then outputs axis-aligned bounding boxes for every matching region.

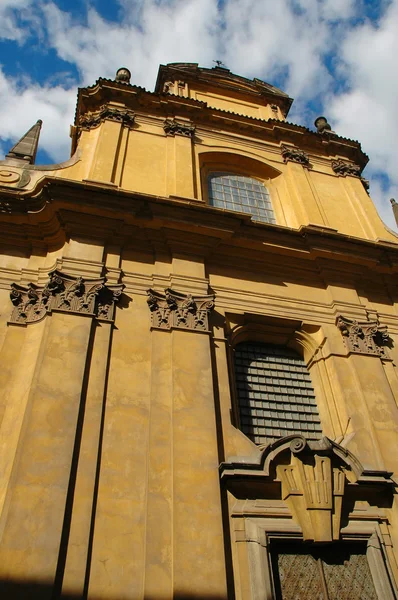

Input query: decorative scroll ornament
[78,105,135,131]
[332,159,362,177]
[281,144,310,167]
[9,270,124,325]
[163,118,195,138]
[147,288,214,332]
[0,169,20,184]
[336,315,390,357]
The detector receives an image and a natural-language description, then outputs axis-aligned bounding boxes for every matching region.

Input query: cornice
[0,178,397,272]
[74,79,368,168]
[154,63,293,117]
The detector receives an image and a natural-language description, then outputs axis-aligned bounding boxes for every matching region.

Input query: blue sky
[1,0,398,230]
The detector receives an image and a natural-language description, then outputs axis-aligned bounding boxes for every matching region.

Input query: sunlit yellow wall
[0,67,397,599]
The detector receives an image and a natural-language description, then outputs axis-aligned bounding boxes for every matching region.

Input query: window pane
[234,342,321,445]
[271,543,378,600]
[208,172,276,223]
[322,545,378,600]
[276,552,325,600]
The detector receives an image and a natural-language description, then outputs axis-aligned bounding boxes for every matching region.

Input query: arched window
[208,173,275,223]
[234,342,322,444]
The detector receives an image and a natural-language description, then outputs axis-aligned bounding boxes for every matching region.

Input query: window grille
[208,173,276,223]
[234,342,322,444]
[271,542,378,600]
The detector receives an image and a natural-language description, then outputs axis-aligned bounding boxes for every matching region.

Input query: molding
[336,314,390,357]
[78,104,135,132]
[221,434,393,483]
[281,144,311,167]
[147,287,214,332]
[240,517,397,600]
[75,76,369,169]
[163,118,196,138]
[2,180,398,276]
[332,158,362,177]
[0,199,12,213]
[8,270,124,325]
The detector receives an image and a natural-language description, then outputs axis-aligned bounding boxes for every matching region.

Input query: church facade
[0,62,397,599]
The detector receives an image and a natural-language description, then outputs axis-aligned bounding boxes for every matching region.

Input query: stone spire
[6,119,42,164]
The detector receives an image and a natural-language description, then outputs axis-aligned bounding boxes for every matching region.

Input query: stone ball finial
[115,67,131,84]
[390,198,397,206]
[314,116,332,134]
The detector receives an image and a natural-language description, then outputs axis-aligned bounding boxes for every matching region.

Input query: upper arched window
[208,173,276,224]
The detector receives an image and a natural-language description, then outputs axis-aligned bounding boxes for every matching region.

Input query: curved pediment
[220,435,393,542]
[155,62,294,117]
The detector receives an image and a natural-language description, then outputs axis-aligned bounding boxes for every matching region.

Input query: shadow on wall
[0,579,229,600]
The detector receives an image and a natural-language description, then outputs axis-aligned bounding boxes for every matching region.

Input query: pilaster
[144,328,173,598]
[0,312,93,592]
[88,120,123,184]
[164,118,195,199]
[61,320,113,597]
[284,161,325,226]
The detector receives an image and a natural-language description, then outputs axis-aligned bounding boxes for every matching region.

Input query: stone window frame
[207,172,276,224]
[222,436,397,600]
[198,152,285,225]
[240,517,396,600]
[225,314,326,447]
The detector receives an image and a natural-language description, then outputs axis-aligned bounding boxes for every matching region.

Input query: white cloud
[41,0,357,102]
[42,0,220,89]
[0,0,35,42]
[0,0,396,230]
[320,0,356,21]
[0,69,75,162]
[327,0,398,230]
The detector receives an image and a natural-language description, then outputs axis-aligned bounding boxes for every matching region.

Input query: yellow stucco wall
[0,64,397,598]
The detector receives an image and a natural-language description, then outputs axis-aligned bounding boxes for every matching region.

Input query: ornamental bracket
[281,144,311,167]
[78,105,135,133]
[332,159,362,177]
[163,118,195,138]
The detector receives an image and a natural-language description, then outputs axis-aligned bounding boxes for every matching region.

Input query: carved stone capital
[10,282,48,324]
[9,270,125,325]
[332,159,362,177]
[281,144,310,167]
[78,105,135,132]
[96,284,124,321]
[163,118,195,138]
[147,288,214,332]
[336,315,390,357]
